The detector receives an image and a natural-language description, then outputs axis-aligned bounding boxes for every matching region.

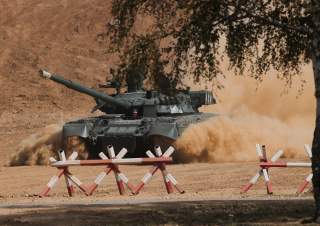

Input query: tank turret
[39,69,215,117]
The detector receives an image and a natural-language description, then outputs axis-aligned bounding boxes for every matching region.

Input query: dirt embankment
[0,0,117,165]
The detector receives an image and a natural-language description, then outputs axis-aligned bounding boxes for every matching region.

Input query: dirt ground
[0,162,315,202]
[0,1,317,225]
[0,162,316,225]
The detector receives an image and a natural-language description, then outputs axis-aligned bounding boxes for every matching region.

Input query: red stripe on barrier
[39,186,51,197]
[67,185,74,197]
[260,161,287,168]
[164,180,174,194]
[241,183,254,194]
[133,182,145,195]
[297,180,309,194]
[266,181,273,194]
[87,184,98,196]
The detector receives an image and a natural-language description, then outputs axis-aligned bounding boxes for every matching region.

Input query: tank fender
[63,123,93,138]
[147,122,179,140]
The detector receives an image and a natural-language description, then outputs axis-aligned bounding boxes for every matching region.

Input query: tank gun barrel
[39,70,130,109]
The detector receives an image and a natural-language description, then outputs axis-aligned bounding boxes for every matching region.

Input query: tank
[39,69,217,157]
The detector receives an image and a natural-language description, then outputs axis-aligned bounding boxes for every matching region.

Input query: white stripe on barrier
[66,174,83,186]
[111,158,143,164]
[58,150,67,162]
[249,171,262,184]
[47,175,59,188]
[94,172,107,184]
[142,172,153,183]
[271,150,283,162]
[107,146,116,158]
[99,152,108,160]
[54,160,81,166]
[146,151,155,158]
[118,173,129,183]
[116,148,127,159]
[69,152,80,161]
[49,157,57,163]
[155,146,162,157]
[304,144,312,158]
[69,151,78,160]
[287,162,311,167]
[256,144,263,158]
[163,147,175,157]
[262,169,270,182]
[167,173,178,185]
[59,150,73,191]
[306,173,313,182]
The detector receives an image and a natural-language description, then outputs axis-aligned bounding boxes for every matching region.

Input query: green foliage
[108,0,314,89]
[109,34,179,92]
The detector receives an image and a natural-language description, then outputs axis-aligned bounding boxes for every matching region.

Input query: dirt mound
[0,0,116,165]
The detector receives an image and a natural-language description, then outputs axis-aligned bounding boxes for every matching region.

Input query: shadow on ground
[0,200,316,225]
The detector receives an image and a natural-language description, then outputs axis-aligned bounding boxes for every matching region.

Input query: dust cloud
[9,124,63,166]
[176,65,315,163]
[9,124,87,166]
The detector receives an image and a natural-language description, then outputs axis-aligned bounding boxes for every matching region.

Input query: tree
[107,0,320,221]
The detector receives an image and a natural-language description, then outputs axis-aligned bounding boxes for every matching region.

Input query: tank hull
[62,113,216,157]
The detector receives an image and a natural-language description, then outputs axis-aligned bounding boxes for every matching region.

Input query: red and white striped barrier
[260,161,311,168]
[87,146,135,195]
[296,144,313,194]
[241,144,312,195]
[50,157,172,167]
[241,144,283,194]
[40,145,183,197]
[39,150,88,197]
[59,150,74,196]
[134,146,185,194]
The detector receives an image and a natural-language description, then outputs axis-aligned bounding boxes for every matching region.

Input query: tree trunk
[311,3,320,221]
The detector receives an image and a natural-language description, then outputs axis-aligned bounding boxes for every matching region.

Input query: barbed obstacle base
[39,145,184,197]
[241,144,312,195]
